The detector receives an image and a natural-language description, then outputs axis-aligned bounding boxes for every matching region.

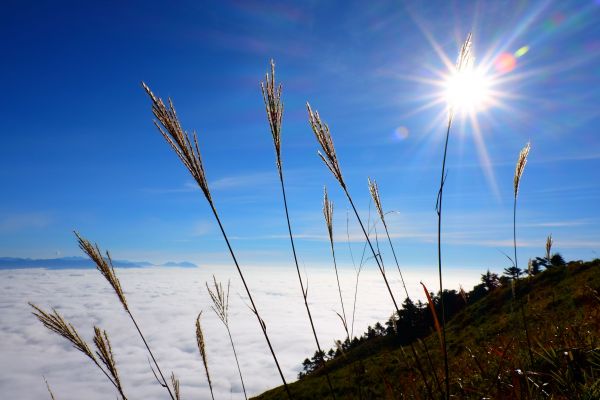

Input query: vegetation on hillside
[256,258,600,399]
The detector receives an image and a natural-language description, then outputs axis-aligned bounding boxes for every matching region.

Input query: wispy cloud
[210,172,277,191]
[141,181,197,194]
[141,171,278,194]
[0,212,53,233]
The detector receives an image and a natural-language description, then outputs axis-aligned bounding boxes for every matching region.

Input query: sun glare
[444,67,492,113]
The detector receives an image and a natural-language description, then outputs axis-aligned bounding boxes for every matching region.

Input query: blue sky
[1,0,599,273]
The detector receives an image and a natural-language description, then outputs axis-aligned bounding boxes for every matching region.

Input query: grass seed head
[546,234,553,261]
[195,312,213,391]
[74,232,128,311]
[142,83,212,203]
[206,276,230,326]
[261,59,284,171]
[30,303,95,361]
[514,142,531,198]
[93,327,124,393]
[171,373,181,400]
[307,103,345,188]
[323,186,334,243]
[368,177,385,223]
[456,33,474,72]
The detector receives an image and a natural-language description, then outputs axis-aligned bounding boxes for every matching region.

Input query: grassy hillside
[254,260,600,399]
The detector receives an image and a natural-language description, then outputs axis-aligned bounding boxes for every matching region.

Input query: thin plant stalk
[143,83,292,398]
[324,186,349,339]
[307,103,434,397]
[307,102,399,314]
[435,33,473,400]
[261,60,336,398]
[347,207,367,340]
[513,142,534,366]
[206,276,247,400]
[436,112,453,400]
[349,203,375,340]
[368,178,409,300]
[44,377,56,400]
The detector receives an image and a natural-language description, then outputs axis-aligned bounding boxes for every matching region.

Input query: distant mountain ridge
[0,256,197,270]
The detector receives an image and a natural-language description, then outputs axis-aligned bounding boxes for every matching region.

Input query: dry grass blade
[323,186,334,243]
[368,178,384,222]
[171,373,181,400]
[206,275,230,325]
[546,234,553,261]
[30,303,95,360]
[196,312,215,400]
[420,282,443,351]
[93,327,125,397]
[514,142,531,198]
[74,232,128,311]
[142,82,212,202]
[307,103,345,188]
[261,59,283,171]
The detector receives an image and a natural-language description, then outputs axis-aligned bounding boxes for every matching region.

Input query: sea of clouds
[0,265,478,399]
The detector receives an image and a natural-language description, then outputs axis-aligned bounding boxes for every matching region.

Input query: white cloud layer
[0,265,478,399]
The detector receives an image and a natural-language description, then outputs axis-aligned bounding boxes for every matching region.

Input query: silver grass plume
[323,186,334,244]
[546,234,553,261]
[30,304,95,360]
[144,82,290,397]
[456,32,474,72]
[512,141,534,367]
[93,327,125,396]
[271,65,336,398]
[75,232,128,311]
[30,305,128,399]
[206,276,248,399]
[142,83,211,203]
[206,275,230,325]
[171,373,181,400]
[196,312,215,400]
[368,178,384,223]
[307,103,345,188]
[514,142,531,199]
[75,232,173,399]
[261,59,283,172]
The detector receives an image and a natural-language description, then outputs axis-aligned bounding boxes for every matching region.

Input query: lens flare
[495,53,517,73]
[515,46,529,58]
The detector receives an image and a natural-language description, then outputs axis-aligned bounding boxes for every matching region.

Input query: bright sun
[444,67,492,113]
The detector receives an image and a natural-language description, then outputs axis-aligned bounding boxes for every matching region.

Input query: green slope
[254,260,600,399]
